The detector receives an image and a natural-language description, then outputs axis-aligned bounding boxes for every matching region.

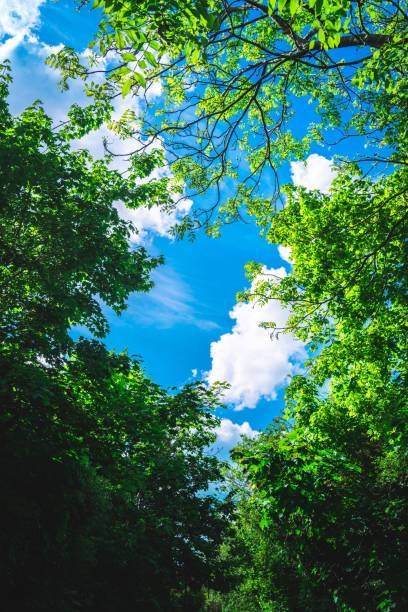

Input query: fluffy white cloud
[206,268,306,410]
[214,418,258,447]
[124,200,192,244]
[277,244,292,263]
[290,153,336,194]
[0,0,46,59]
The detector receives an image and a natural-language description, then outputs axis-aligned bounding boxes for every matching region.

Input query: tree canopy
[0,61,230,611]
[52,0,408,234]
[54,1,408,608]
[0,59,169,362]
[228,158,408,609]
[3,0,408,609]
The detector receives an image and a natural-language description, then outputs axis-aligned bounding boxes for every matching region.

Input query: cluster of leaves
[50,0,408,237]
[206,456,323,611]
[232,419,408,610]
[0,58,171,361]
[2,340,230,611]
[0,61,230,611]
[229,160,408,609]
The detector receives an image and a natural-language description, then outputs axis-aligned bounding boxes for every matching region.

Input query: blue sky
[0,0,338,453]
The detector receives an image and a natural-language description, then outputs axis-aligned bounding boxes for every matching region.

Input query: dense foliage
[230,162,408,610]
[52,0,408,234]
[0,58,167,362]
[0,63,230,611]
[3,0,408,609]
[2,338,230,611]
[62,1,408,609]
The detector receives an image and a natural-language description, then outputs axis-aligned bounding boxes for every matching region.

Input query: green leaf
[122,52,138,62]
[144,50,158,67]
[268,0,278,15]
[259,516,270,530]
[122,78,132,97]
[116,65,131,76]
[290,0,299,17]
[190,48,201,64]
[133,72,146,88]
[115,30,125,50]
[185,42,193,60]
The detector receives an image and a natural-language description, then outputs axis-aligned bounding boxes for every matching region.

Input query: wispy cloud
[127,267,218,330]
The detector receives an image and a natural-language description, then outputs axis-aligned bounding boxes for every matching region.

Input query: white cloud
[191,368,198,377]
[206,268,306,410]
[278,245,292,263]
[290,153,336,194]
[214,418,258,447]
[0,0,46,59]
[117,197,192,245]
[26,35,64,60]
[126,267,218,330]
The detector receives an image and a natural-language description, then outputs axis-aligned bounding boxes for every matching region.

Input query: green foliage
[232,416,408,610]
[2,339,230,611]
[53,1,408,236]
[11,0,408,607]
[207,456,323,611]
[247,163,408,434]
[0,60,169,362]
[231,162,408,609]
[0,62,230,610]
